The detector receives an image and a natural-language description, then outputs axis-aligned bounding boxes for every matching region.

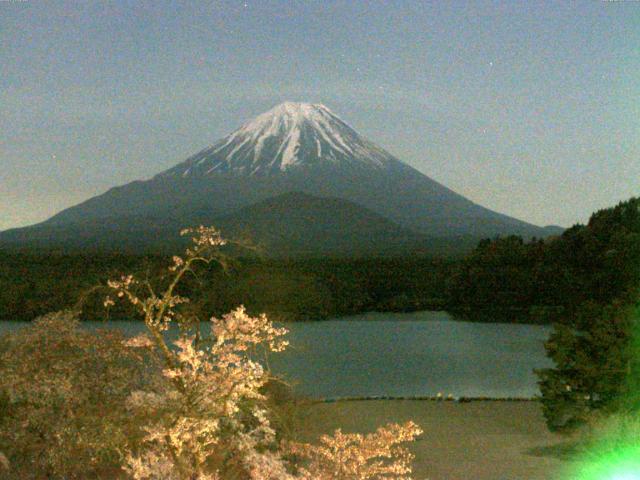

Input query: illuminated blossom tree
[289,422,422,480]
[107,226,422,480]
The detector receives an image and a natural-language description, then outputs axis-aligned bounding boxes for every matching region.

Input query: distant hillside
[214,192,424,257]
[0,192,481,257]
[447,197,640,322]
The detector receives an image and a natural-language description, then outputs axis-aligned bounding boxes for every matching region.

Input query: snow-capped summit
[160,102,397,177]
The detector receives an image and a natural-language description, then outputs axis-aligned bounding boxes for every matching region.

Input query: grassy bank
[294,399,568,480]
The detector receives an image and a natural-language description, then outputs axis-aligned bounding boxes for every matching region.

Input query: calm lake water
[0,311,552,399]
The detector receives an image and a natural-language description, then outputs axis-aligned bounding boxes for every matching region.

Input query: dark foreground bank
[296,399,568,480]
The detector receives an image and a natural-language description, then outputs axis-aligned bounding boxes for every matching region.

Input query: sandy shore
[294,399,569,480]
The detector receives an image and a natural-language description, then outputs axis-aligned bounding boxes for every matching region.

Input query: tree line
[447,198,640,324]
[0,252,454,323]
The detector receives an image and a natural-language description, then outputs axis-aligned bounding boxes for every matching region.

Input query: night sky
[2,0,639,231]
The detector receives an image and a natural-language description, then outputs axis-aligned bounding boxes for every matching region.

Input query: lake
[0,311,552,399]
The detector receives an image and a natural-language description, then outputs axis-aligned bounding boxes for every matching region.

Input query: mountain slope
[0,192,428,256]
[215,191,425,256]
[0,102,561,253]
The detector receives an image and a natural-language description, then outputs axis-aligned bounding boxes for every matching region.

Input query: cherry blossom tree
[108,226,424,479]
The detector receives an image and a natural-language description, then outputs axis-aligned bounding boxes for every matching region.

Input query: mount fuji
[0,102,561,255]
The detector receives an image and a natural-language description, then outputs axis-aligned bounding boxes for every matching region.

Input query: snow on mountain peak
[261,101,333,119]
[160,102,398,177]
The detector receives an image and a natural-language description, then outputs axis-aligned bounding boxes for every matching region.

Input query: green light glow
[565,307,640,480]
[570,443,640,480]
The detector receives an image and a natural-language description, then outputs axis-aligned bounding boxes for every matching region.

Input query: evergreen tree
[536,198,640,431]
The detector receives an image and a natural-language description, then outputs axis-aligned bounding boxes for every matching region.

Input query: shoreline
[0,307,553,326]
[309,395,539,403]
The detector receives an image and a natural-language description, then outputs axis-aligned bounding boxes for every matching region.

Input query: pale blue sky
[1,0,639,230]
